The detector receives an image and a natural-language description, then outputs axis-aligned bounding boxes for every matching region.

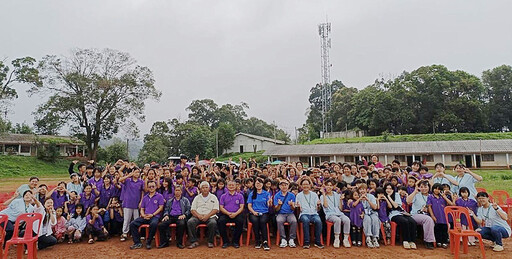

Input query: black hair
[392,160,400,165]
[432,183,442,191]
[188,178,197,185]
[22,190,33,197]
[29,176,39,182]
[38,184,47,188]
[375,187,385,195]
[398,186,408,192]
[411,161,421,167]
[476,192,488,198]
[441,183,451,190]
[160,177,173,192]
[360,166,369,171]
[419,166,428,172]
[434,162,445,168]
[73,204,85,218]
[459,187,470,196]
[252,178,265,200]
[367,178,380,188]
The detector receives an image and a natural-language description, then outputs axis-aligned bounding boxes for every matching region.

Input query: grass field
[305,132,512,145]
[216,151,267,163]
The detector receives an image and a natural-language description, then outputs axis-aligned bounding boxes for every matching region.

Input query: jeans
[186,216,217,244]
[299,214,322,245]
[249,213,270,243]
[480,226,510,246]
[362,213,380,237]
[326,214,350,234]
[391,215,417,242]
[38,235,57,250]
[129,217,159,245]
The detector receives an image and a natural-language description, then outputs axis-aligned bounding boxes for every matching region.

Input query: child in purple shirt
[455,187,479,245]
[349,190,364,246]
[80,184,97,214]
[427,183,455,248]
[183,178,198,204]
[375,188,391,244]
[86,205,108,244]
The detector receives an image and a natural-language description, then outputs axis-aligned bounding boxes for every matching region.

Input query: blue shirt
[477,205,512,236]
[388,193,403,220]
[0,199,34,221]
[411,193,429,215]
[247,190,271,214]
[452,174,479,200]
[320,192,342,216]
[273,191,296,214]
[67,182,83,196]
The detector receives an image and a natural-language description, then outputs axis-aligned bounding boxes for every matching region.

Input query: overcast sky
[2,0,511,138]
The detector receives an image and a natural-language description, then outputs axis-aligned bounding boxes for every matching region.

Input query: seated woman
[34,198,58,250]
[406,180,435,249]
[382,183,417,249]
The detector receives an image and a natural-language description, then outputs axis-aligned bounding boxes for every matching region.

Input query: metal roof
[236,132,285,145]
[0,134,84,145]
[262,139,512,156]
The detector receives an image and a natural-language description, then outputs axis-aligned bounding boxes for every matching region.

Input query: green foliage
[180,125,215,159]
[0,156,70,178]
[11,122,33,134]
[36,142,60,162]
[33,111,63,135]
[482,65,512,132]
[96,139,128,163]
[216,151,267,163]
[137,138,169,164]
[0,57,42,101]
[216,122,235,154]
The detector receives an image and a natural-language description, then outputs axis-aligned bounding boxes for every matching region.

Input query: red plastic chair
[0,214,8,255]
[506,198,512,227]
[218,222,243,246]
[492,190,510,207]
[169,223,186,245]
[246,221,271,247]
[138,224,160,247]
[298,222,323,247]
[476,188,487,194]
[275,222,291,246]
[444,206,485,259]
[197,223,217,246]
[388,222,399,246]
[3,213,43,259]
[325,220,351,247]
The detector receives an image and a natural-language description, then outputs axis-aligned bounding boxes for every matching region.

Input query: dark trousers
[110,220,123,236]
[2,221,15,245]
[130,217,159,245]
[38,235,57,250]
[187,216,217,244]
[249,213,269,243]
[391,215,417,242]
[86,225,107,241]
[158,216,186,246]
[351,225,362,243]
[218,214,244,245]
[434,223,448,244]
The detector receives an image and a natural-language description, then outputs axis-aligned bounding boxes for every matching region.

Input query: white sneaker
[333,239,340,248]
[490,242,496,248]
[409,242,417,249]
[493,245,504,252]
[288,239,296,248]
[280,239,287,248]
[343,239,351,248]
[403,241,411,249]
[373,237,380,248]
[366,237,374,248]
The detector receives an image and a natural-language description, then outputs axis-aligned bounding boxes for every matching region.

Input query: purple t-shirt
[184,186,198,204]
[98,184,114,208]
[122,178,144,209]
[427,195,447,224]
[159,188,173,202]
[215,187,228,200]
[141,192,165,218]
[86,214,104,231]
[67,201,76,215]
[220,192,244,213]
[350,201,364,227]
[170,199,182,216]
[112,208,123,222]
[378,200,389,222]
[88,177,104,190]
[342,201,351,218]
[406,186,415,195]
[80,192,96,211]
[455,198,478,226]
[51,191,68,209]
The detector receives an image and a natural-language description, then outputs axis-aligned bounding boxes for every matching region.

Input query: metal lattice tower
[318,22,332,134]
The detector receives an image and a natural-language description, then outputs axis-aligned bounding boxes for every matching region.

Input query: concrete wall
[226,135,281,154]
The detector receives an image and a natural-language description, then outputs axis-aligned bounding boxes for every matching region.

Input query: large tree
[0,57,41,101]
[31,48,161,159]
[482,65,512,132]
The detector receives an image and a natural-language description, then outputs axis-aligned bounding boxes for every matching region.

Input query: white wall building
[225,133,285,154]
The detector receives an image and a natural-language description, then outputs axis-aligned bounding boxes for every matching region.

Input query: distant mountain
[99,138,143,160]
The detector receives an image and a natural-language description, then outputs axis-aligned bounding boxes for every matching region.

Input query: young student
[108,197,124,236]
[368,179,379,195]
[65,204,87,243]
[157,185,190,249]
[375,187,391,245]
[397,186,409,212]
[38,184,48,204]
[35,198,58,250]
[67,173,83,195]
[219,180,245,248]
[88,168,104,190]
[215,178,228,199]
[406,177,417,195]
[320,179,351,248]
[349,189,364,246]
[430,163,458,188]
[470,192,511,252]
[382,183,417,249]
[96,175,115,209]
[184,178,198,204]
[52,206,68,242]
[341,165,355,184]
[79,184,97,214]
[247,178,272,250]
[118,168,144,242]
[427,183,454,248]
[159,177,173,202]
[64,191,79,219]
[86,205,108,244]
[455,187,478,245]
[451,163,483,200]
[274,178,298,248]
[418,166,433,180]
[407,180,436,249]
[358,183,380,248]
[409,161,421,179]
[296,178,323,249]
[46,181,69,209]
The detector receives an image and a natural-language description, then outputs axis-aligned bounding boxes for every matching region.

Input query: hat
[70,173,78,179]
[180,154,188,160]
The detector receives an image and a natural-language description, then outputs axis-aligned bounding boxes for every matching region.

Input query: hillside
[0,155,71,178]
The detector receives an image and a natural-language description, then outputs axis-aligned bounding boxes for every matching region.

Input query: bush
[36,143,60,162]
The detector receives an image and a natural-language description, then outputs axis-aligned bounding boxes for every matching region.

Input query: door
[406,156,413,166]
[475,155,481,168]
[239,145,244,153]
[465,155,473,168]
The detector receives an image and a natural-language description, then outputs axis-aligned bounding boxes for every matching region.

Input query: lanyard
[305,193,313,208]
[327,194,336,208]
[483,207,491,221]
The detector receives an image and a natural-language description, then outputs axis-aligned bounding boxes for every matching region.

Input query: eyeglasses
[148,186,156,188]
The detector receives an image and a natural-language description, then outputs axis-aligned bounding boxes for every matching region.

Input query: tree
[216,122,235,154]
[180,125,215,158]
[97,139,128,163]
[33,112,64,135]
[482,65,512,131]
[31,48,161,160]
[11,122,34,134]
[0,57,42,101]
[328,86,358,131]
[186,99,219,127]
[214,103,248,130]
[137,138,169,164]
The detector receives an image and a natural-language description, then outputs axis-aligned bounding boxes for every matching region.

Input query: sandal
[88,239,94,244]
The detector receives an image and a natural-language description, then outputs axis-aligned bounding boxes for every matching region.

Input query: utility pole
[319,21,332,134]
[126,139,129,160]
[216,130,219,157]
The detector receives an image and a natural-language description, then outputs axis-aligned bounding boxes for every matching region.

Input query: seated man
[274,178,298,248]
[471,192,511,252]
[157,185,190,249]
[129,181,164,250]
[187,181,219,249]
[218,180,245,248]
[296,178,323,249]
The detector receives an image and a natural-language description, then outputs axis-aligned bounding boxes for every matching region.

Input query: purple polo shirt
[141,192,165,218]
[86,214,104,231]
[215,187,227,200]
[170,199,182,216]
[350,201,364,227]
[98,184,114,208]
[122,178,144,209]
[377,200,389,222]
[159,189,172,202]
[455,198,478,226]
[51,191,68,209]
[113,209,123,222]
[67,202,76,215]
[184,186,198,204]
[220,191,244,213]
[80,192,96,211]
[88,177,104,190]
[427,194,447,224]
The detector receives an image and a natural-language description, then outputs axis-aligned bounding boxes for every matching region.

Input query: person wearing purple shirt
[95,175,114,208]
[46,182,68,209]
[427,183,454,248]
[218,180,245,248]
[184,179,198,204]
[158,178,173,202]
[88,168,104,190]
[349,191,364,246]
[157,186,191,249]
[80,184,97,213]
[174,155,192,173]
[85,205,108,243]
[119,169,144,242]
[455,187,478,227]
[129,181,165,250]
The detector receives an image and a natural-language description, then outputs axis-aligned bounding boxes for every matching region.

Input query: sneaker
[403,241,411,249]
[357,241,362,247]
[372,237,380,248]
[141,236,145,240]
[120,234,127,242]
[288,239,296,248]
[409,242,417,249]
[468,241,476,246]
[157,242,169,249]
[366,237,374,248]
[442,243,448,249]
[314,243,324,249]
[493,245,504,252]
[333,239,340,248]
[262,241,270,251]
[280,239,288,248]
[207,243,214,248]
[343,239,351,248]
[255,241,262,249]
[490,242,496,248]
[436,242,442,248]
[303,243,310,249]
[352,240,357,246]
[425,242,434,250]
[130,243,143,250]
[233,243,240,249]
[222,243,230,249]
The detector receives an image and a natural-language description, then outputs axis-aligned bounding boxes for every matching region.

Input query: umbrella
[271,160,283,165]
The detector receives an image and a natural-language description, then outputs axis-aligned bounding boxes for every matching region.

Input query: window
[451,154,464,162]
[299,157,309,164]
[5,145,18,154]
[482,154,495,162]
[344,156,354,163]
[320,156,330,162]
[424,155,434,162]
[395,155,406,162]
[20,145,31,153]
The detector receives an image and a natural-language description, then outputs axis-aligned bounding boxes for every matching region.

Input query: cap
[180,154,188,160]
[70,173,78,179]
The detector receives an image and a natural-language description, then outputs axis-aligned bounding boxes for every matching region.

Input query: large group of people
[1,154,510,254]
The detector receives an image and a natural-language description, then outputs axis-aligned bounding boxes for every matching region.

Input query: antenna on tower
[318,21,332,135]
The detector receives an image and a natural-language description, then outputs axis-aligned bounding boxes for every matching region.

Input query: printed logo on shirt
[236,200,240,204]
[154,200,158,204]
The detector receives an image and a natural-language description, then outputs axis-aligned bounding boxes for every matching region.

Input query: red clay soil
[3,237,507,259]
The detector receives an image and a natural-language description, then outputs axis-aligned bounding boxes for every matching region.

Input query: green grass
[305,132,512,145]
[216,151,267,163]
[474,169,512,194]
[0,155,71,178]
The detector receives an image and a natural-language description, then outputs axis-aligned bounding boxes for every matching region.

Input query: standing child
[184,178,198,203]
[375,187,391,245]
[455,187,478,245]
[65,204,87,243]
[349,190,364,247]
[52,206,68,242]
[86,205,109,244]
[80,184,97,214]
[427,183,454,248]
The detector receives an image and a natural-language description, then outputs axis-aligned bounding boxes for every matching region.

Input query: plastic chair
[218,222,243,246]
[325,220,351,247]
[169,223,187,245]
[246,221,271,247]
[275,222,291,246]
[298,222,323,247]
[444,206,485,259]
[3,213,43,259]
[0,214,8,255]
[197,223,217,246]
[388,222,400,246]
[138,224,160,247]
[492,190,510,206]
[476,188,487,193]
[506,198,512,227]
